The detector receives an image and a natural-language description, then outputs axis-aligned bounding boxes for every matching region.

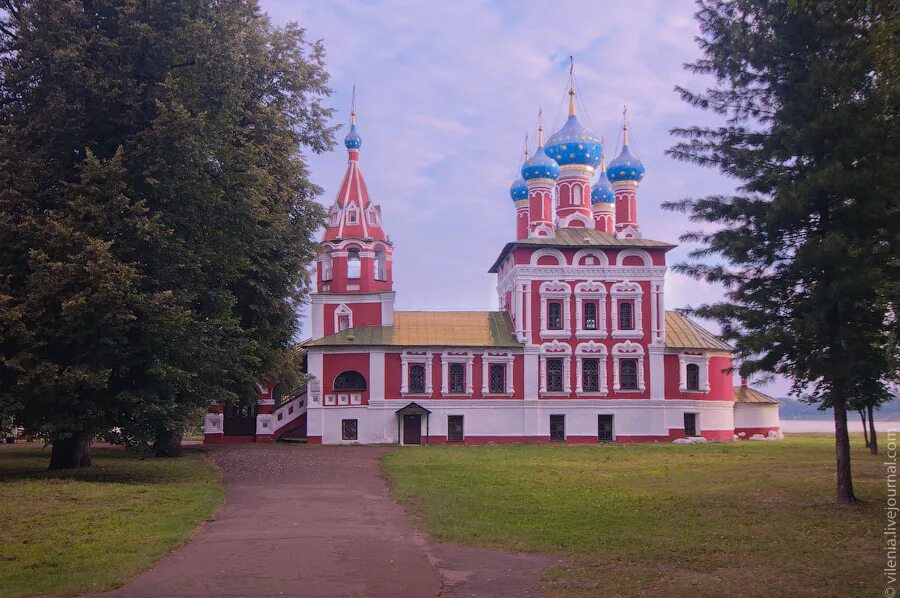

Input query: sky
[258,0,790,397]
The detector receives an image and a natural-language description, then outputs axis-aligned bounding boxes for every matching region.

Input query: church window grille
[686,363,700,391]
[447,415,464,442]
[583,302,597,330]
[334,371,366,391]
[582,358,599,392]
[619,301,634,330]
[489,364,506,394]
[342,419,358,441]
[548,301,563,330]
[546,358,564,392]
[408,364,426,394]
[448,364,465,394]
[620,358,638,390]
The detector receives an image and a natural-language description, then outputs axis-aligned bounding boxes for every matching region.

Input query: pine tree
[666,0,900,503]
[0,1,333,467]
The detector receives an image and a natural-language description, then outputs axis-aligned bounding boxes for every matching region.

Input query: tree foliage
[666,0,899,503]
[0,0,333,467]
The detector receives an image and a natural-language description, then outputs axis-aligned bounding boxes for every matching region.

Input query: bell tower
[310,97,395,340]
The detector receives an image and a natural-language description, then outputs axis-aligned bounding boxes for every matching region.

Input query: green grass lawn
[0,446,223,598]
[383,436,886,597]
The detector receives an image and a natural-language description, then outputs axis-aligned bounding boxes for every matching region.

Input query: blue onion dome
[545,116,602,167]
[510,176,529,201]
[344,121,362,150]
[544,91,602,167]
[591,164,615,204]
[521,144,560,181]
[607,123,645,183]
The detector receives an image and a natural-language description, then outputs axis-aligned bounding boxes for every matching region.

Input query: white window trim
[482,352,515,396]
[441,352,474,396]
[575,341,608,396]
[610,280,643,339]
[575,281,607,339]
[539,280,572,339]
[679,352,711,393]
[366,205,378,226]
[401,351,433,396]
[539,341,572,395]
[346,207,359,224]
[333,304,352,333]
[611,341,646,392]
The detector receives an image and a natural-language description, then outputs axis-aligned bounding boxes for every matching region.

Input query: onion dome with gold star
[521,123,560,181]
[510,144,530,200]
[607,114,645,183]
[544,80,602,168]
[591,156,615,204]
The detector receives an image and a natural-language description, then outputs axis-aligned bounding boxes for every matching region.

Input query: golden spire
[568,56,576,117]
[622,105,629,146]
[600,137,606,172]
[537,108,544,146]
[350,85,357,125]
[523,132,530,161]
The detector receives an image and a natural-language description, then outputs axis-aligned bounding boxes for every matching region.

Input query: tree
[0,1,333,467]
[666,0,900,503]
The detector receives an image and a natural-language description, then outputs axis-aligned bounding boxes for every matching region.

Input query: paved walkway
[91,444,560,598]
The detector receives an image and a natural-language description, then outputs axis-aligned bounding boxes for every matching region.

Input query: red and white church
[204,84,780,445]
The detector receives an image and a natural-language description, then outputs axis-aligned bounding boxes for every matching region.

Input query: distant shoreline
[782,419,900,433]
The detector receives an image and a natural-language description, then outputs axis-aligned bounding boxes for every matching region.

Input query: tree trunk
[153,429,183,458]
[832,391,857,504]
[860,409,870,448]
[49,432,92,470]
[868,403,878,455]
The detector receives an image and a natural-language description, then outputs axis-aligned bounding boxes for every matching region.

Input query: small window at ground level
[598,414,614,442]
[448,363,465,393]
[489,363,506,394]
[342,419,358,441]
[684,413,698,437]
[550,414,565,442]
[620,358,638,390]
[686,363,700,391]
[448,415,464,442]
[546,358,564,392]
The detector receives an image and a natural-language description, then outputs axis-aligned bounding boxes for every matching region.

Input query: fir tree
[0,1,333,467]
[666,0,899,503]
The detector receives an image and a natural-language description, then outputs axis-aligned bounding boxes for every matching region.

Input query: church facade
[203,82,780,446]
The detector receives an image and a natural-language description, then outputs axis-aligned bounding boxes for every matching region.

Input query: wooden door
[403,414,421,445]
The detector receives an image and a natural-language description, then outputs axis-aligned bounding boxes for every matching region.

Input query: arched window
[572,183,582,206]
[374,248,386,281]
[321,252,333,281]
[619,302,634,330]
[334,370,366,391]
[347,249,360,279]
[686,363,700,391]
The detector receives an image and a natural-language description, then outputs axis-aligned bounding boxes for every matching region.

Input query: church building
[203,80,781,445]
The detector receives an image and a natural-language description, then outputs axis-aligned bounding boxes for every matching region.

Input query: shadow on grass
[0,445,212,484]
